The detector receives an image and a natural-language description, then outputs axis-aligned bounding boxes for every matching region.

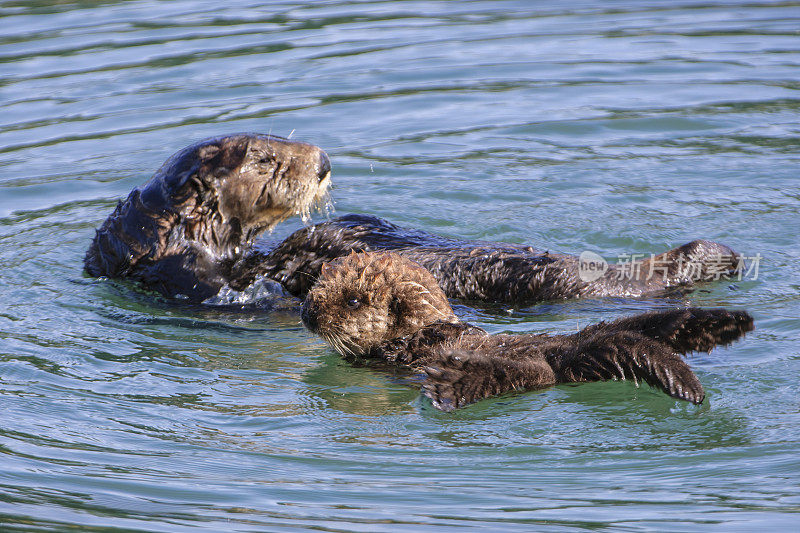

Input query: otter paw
[422,351,552,411]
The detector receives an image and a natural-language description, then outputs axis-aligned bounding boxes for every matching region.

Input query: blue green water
[1,1,799,530]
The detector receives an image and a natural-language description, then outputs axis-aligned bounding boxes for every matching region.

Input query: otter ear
[320,261,332,277]
[198,145,221,162]
[376,253,393,268]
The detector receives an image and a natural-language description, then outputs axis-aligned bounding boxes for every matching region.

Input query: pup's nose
[301,299,319,332]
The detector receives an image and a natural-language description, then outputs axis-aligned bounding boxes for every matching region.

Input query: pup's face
[302,252,457,356]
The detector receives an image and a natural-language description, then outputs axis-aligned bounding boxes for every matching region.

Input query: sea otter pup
[301,252,753,411]
[261,214,742,303]
[84,134,331,301]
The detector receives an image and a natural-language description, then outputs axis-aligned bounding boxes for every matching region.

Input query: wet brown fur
[302,252,754,411]
[84,133,331,301]
[262,214,742,303]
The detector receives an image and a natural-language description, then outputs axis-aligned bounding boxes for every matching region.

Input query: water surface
[1,1,799,531]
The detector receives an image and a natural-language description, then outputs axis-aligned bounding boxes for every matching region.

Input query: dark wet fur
[302,252,753,411]
[84,133,331,301]
[262,214,743,303]
[420,308,753,411]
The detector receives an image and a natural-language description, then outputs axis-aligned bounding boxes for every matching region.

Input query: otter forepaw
[421,352,555,411]
[421,354,478,411]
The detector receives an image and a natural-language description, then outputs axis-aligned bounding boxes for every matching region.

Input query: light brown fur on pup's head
[302,252,458,356]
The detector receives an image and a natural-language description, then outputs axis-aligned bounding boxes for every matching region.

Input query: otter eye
[346,297,361,310]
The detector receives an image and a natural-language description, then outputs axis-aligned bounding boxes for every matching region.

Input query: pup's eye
[346,298,361,310]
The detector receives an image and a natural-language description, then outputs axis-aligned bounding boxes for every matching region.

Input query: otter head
[149,133,331,257]
[302,252,458,356]
[85,133,331,283]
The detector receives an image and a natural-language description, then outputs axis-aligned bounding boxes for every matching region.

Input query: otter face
[214,134,331,232]
[302,252,458,356]
[143,133,331,259]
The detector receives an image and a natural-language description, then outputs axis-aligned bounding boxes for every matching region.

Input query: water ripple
[1,0,799,530]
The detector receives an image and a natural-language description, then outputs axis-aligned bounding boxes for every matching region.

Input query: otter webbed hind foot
[546,332,706,405]
[576,308,754,355]
[422,331,708,411]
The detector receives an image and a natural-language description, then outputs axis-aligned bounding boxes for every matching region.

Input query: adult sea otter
[86,136,741,307]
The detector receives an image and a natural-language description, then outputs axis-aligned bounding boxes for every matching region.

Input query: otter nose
[301,299,319,332]
[317,152,331,182]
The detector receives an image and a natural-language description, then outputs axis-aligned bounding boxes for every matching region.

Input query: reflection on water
[1,0,799,530]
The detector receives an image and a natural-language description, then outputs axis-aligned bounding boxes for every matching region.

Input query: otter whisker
[321,325,358,357]
[294,269,317,280]
[418,298,450,320]
[400,280,430,295]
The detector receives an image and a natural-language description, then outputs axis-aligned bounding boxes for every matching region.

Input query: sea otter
[84,133,331,301]
[301,252,753,411]
[258,214,743,304]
